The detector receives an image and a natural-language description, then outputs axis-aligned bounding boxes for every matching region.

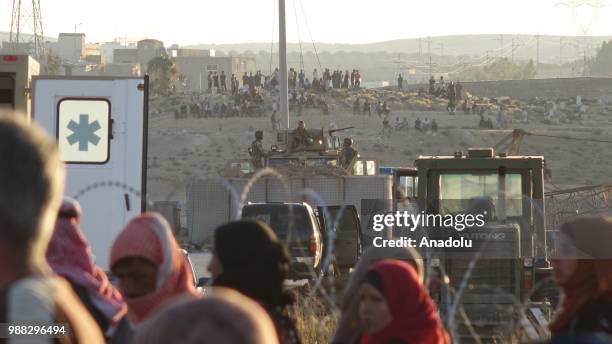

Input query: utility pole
[427,37,432,76]
[559,37,563,78]
[9,0,45,59]
[582,36,588,76]
[536,32,540,73]
[418,37,422,60]
[556,0,606,77]
[278,0,289,129]
[496,34,504,58]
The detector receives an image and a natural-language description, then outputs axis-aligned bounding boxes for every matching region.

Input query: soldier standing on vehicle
[250,131,267,169]
[292,120,310,151]
[339,138,358,170]
[428,76,435,95]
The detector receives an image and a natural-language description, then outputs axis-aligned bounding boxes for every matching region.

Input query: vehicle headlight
[431,258,440,267]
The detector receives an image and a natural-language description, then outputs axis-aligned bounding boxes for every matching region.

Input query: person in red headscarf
[333,246,424,344]
[47,197,128,340]
[110,213,199,325]
[358,259,449,344]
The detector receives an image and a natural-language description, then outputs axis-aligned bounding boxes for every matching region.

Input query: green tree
[521,59,536,79]
[41,54,62,76]
[483,58,522,80]
[147,55,178,96]
[589,40,612,76]
[457,58,536,81]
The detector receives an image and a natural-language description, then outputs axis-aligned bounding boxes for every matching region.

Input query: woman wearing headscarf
[209,220,301,344]
[549,215,612,338]
[46,197,128,341]
[133,288,279,344]
[358,259,449,344]
[333,246,424,344]
[110,213,198,326]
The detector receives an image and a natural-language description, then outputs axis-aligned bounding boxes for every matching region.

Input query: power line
[296,0,322,71]
[292,0,305,71]
[511,37,519,63]
[496,34,504,58]
[269,0,276,74]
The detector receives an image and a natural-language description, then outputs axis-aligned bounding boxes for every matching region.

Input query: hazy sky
[1,0,611,45]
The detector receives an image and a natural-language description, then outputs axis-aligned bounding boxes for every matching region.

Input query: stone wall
[408,77,612,100]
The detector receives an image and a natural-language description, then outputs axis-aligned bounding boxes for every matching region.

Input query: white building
[100,41,123,64]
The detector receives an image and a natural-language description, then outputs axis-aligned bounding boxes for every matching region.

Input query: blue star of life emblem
[67,114,101,151]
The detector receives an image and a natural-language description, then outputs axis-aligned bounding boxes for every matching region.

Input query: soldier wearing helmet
[292,120,310,151]
[339,137,358,170]
[250,130,267,169]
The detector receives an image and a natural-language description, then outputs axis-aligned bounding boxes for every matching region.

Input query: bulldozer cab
[415,148,546,260]
[414,148,548,340]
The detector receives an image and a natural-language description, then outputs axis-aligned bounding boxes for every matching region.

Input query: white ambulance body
[32,76,149,270]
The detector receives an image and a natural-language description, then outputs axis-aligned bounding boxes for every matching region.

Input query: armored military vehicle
[265,126,378,176]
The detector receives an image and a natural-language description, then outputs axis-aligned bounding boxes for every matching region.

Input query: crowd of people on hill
[204,67,364,96]
[427,75,464,115]
[172,66,363,121]
[2,114,612,344]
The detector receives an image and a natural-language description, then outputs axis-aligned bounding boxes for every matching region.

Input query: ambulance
[1,54,148,270]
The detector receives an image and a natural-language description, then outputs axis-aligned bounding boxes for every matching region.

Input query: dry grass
[291,290,339,344]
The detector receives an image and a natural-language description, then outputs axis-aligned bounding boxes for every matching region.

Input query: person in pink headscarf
[46,197,128,341]
[109,213,198,325]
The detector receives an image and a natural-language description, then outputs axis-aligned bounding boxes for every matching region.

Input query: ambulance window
[57,99,111,164]
[0,75,15,110]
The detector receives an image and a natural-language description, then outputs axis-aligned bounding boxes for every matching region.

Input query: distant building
[84,43,100,56]
[68,64,101,76]
[84,55,102,64]
[114,48,138,64]
[56,33,86,64]
[101,41,123,64]
[175,48,215,58]
[112,38,166,72]
[137,39,165,71]
[102,63,141,77]
[175,55,256,91]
